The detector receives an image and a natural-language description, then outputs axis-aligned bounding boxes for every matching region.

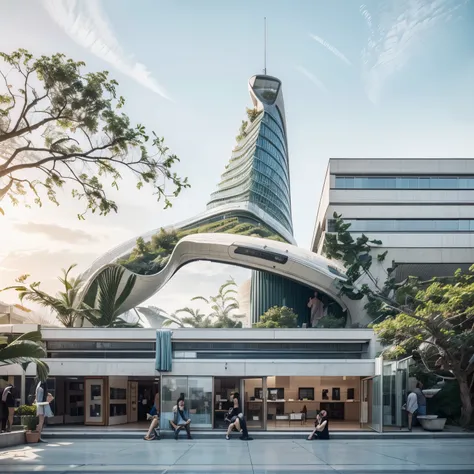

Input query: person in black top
[224,392,252,440]
[307,410,329,440]
[1,384,15,433]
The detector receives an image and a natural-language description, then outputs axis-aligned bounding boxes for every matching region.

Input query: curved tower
[207,75,294,242]
[81,74,348,328]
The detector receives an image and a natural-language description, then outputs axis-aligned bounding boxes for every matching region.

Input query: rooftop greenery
[118,217,285,275]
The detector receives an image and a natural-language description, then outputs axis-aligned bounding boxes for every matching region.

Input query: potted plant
[15,405,39,443]
[15,404,37,428]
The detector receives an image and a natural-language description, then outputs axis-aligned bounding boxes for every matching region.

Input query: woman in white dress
[36,381,53,442]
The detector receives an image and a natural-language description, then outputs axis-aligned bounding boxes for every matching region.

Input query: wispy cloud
[309,34,352,66]
[41,0,170,100]
[296,66,327,93]
[361,0,469,104]
[13,222,95,243]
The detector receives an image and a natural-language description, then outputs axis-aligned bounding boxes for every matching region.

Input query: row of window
[262,111,286,144]
[217,145,290,196]
[260,122,287,157]
[251,176,292,216]
[335,176,474,190]
[209,166,291,216]
[255,146,290,184]
[327,218,474,233]
[257,136,287,170]
[250,189,293,231]
[207,187,292,232]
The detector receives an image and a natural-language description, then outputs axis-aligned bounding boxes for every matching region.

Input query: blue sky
[1,0,474,320]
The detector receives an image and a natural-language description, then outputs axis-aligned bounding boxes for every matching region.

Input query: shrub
[254,306,298,328]
[15,405,36,416]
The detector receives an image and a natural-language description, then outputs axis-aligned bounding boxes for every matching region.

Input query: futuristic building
[81,75,347,326]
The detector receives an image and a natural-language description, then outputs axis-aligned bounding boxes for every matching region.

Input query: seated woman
[170,397,192,440]
[307,410,329,440]
[143,404,160,441]
[225,392,252,441]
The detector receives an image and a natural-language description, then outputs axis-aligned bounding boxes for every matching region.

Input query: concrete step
[42,429,474,440]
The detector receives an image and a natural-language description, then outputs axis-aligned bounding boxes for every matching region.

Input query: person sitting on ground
[307,410,329,440]
[143,404,160,441]
[170,397,192,440]
[224,392,252,441]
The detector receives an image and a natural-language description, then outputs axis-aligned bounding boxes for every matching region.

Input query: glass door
[85,378,106,425]
[361,376,382,432]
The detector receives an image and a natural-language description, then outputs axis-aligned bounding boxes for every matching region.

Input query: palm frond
[191,296,209,304]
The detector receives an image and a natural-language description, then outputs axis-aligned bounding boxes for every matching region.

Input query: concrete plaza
[0,438,473,473]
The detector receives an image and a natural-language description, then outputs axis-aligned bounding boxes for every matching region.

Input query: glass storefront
[161,376,212,429]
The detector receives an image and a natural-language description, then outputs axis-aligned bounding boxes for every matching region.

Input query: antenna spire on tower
[264,17,267,75]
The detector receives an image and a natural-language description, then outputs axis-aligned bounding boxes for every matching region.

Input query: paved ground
[0,438,473,473]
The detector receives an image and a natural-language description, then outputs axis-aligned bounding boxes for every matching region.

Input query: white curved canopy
[80,233,348,315]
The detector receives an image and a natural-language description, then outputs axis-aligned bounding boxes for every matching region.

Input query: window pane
[187,377,213,428]
[161,376,188,428]
[419,178,430,189]
[459,178,474,189]
[437,178,458,188]
[459,220,470,231]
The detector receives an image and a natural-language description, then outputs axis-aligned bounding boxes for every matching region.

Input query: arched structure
[80,233,350,318]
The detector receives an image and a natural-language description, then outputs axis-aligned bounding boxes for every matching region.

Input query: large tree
[324,213,474,427]
[0,49,189,218]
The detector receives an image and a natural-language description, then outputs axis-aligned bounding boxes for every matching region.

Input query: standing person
[307,292,324,328]
[413,382,427,420]
[170,398,192,440]
[35,379,54,442]
[224,393,252,441]
[307,410,329,440]
[1,384,15,432]
[405,391,418,431]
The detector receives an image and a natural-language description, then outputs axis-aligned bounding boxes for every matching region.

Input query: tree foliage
[323,212,474,426]
[0,330,49,381]
[162,277,244,328]
[1,264,87,327]
[162,307,214,328]
[253,306,298,328]
[0,49,189,218]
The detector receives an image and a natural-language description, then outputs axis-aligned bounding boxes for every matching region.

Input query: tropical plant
[323,213,474,426]
[1,264,87,327]
[162,307,214,328]
[0,330,49,381]
[246,107,260,123]
[0,49,189,218]
[192,278,244,327]
[235,120,248,142]
[253,306,298,328]
[83,266,141,328]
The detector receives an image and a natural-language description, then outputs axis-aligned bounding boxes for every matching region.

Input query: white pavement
[0,438,473,473]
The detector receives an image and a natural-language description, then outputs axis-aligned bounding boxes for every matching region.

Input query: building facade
[1,324,409,433]
[312,159,474,319]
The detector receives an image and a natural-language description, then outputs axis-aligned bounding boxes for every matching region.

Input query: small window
[299,388,315,401]
[234,246,288,264]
